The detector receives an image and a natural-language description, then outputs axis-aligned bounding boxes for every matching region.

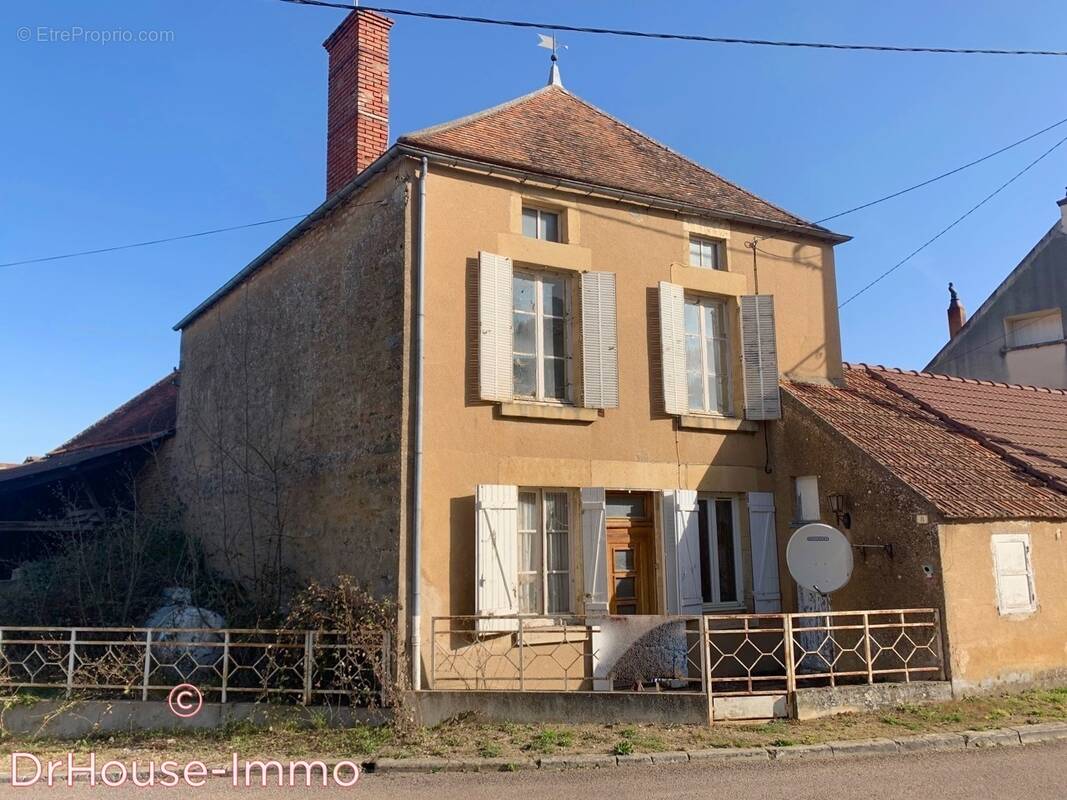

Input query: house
[777,363,1067,693]
[0,373,177,581]
[168,9,851,687]
[926,193,1067,387]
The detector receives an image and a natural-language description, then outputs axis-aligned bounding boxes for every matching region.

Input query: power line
[278,0,1067,57]
[813,115,1067,225]
[837,132,1067,309]
[0,215,309,269]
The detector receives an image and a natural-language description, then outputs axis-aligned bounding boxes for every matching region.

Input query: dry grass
[2,687,1066,767]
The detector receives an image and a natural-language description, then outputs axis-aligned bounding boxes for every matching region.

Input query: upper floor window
[517,488,572,614]
[689,236,724,270]
[513,270,570,402]
[522,206,560,242]
[684,295,730,415]
[1005,309,1063,348]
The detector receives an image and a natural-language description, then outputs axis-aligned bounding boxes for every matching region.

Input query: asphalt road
[6,741,1067,798]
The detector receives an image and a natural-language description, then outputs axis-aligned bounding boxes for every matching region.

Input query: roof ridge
[860,366,1067,495]
[398,84,559,142]
[553,90,821,232]
[858,361,1067,395]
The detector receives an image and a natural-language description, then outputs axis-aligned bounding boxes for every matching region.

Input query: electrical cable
[277,0,1067,58]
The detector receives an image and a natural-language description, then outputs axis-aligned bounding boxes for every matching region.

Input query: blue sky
[3,1,1066,462]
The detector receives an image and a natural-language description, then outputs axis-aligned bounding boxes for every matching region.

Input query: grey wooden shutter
[740,295,781,420]
[475,484,519,631]
[478,251,514,402]
[747,492,782,612]
[662,490,702,614]
[658,282,687,415]
[580,488,609,615]
[580,272,619,409]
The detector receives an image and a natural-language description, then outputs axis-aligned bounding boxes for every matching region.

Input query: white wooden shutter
[662,490,702,614]
[475,484,519,631]
[580,272,619,409]
[658,281,687,415]
[478,251,514,402]
[740,295,781,420]
[748,491,782,612]
[581,488,609,615]
[992,534,1037,614]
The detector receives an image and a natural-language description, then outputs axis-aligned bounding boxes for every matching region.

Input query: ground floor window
[697,496,742,606]
[517,489,572,614]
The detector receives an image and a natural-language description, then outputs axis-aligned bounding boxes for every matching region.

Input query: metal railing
[705,608,944,697]
[0,627,391,706]
[430,608,944,698]
[430,615,706,692]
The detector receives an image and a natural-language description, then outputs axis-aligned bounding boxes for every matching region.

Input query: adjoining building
[779,363,1067,693]
[926,193,1067,388]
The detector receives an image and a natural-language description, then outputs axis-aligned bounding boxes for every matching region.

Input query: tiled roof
[52,372,179,454]
[782,364,1067,520]
[399,86,844,241]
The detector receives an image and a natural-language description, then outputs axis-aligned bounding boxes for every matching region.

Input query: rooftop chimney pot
[323,9,395,197]
[947,282,967,338]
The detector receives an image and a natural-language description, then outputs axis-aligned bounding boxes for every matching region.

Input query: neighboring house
[169,10,850,685]
[778,363,1067,692]
[0,374,177,581]
[926,194,1067,387]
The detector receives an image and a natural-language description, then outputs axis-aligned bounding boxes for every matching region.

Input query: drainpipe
[410,157,428,690]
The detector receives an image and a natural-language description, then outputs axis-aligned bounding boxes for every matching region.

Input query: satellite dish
[786,523,854,594]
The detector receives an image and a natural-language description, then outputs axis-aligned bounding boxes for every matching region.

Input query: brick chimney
[1058,187,1067,234]
[323,10,394,197]
[947,282,966,338]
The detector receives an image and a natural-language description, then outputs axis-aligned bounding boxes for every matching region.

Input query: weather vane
[537,34,567,87]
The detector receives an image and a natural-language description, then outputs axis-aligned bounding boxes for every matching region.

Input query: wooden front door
[607,526,654,615]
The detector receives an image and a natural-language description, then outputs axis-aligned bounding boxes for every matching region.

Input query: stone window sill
[499,402,598,423]
[679,414,757,433]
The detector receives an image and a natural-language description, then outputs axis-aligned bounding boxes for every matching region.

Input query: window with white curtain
[513,270,570,402]
[521,206,561,242]
[684,295,730,415]
[689,236,724,270]
[517,489,572,614]
[696,496,742,606]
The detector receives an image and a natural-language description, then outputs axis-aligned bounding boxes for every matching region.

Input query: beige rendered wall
[173,160,415,611]
[419,165,844,638]
[939,519,1067,692]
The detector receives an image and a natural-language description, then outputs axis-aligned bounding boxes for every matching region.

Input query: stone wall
[172,160,414,610]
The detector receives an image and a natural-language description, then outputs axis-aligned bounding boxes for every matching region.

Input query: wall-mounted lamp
[827,493,851,530]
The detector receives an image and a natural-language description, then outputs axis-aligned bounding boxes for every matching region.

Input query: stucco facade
[926,205,1067,388]
[418,164,843,641]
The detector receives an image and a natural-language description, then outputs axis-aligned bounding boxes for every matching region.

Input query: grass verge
[1,686,1065,766]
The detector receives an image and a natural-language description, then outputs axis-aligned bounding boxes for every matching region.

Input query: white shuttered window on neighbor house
[991,533,1037,615]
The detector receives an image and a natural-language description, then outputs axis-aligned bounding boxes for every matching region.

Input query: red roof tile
[51,373,178,455]
[783,365,1067,520]
[399,86,844,241]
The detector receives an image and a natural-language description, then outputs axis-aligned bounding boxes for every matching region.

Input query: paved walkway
[9,740,1067,798]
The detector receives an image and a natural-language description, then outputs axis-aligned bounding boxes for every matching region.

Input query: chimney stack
[947,282,966,338]
[323,10,394,197]
[1058,187,1067,234]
